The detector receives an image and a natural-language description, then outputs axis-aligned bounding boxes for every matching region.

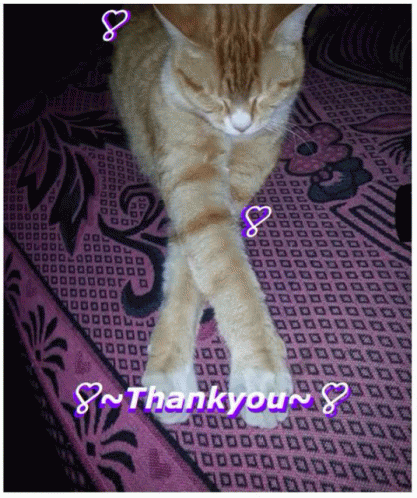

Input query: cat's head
[156,4,315,137]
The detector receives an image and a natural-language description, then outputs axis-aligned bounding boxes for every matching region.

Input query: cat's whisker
[266,122,315,152]
[287,126,314,143]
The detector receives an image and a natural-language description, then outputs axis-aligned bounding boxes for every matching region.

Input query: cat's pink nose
[230,110,252,132]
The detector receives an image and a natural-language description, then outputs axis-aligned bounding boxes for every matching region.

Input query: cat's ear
[154,4,208,48]
[271,4,316,46]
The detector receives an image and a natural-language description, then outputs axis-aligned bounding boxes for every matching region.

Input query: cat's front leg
[163,138,292,428]
[224,133,294,428]
[141,241,204,424]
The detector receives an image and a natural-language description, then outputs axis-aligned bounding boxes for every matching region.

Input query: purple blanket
[4,38,411,492]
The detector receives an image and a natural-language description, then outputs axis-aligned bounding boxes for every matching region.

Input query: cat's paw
[141,363,197,424]
[229,362,293,429]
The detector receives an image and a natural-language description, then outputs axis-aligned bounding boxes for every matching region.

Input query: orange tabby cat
[111,4,314,428]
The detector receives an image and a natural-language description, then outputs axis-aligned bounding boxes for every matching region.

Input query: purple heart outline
[321,382,351,418]
[241,205,273,238]
[102,9,131,42]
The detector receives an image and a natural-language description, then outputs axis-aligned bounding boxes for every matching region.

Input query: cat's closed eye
[175,69,204,93]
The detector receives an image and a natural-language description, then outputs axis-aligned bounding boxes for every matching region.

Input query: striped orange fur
[111,4,314,428]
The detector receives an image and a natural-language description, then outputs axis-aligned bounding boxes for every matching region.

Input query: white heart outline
[74,382,103,416]
[102,9,131,42]
[243,205,272,237]
[321,381,350,417]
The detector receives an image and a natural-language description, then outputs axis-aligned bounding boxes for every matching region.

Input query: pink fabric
[4,64,411,491]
